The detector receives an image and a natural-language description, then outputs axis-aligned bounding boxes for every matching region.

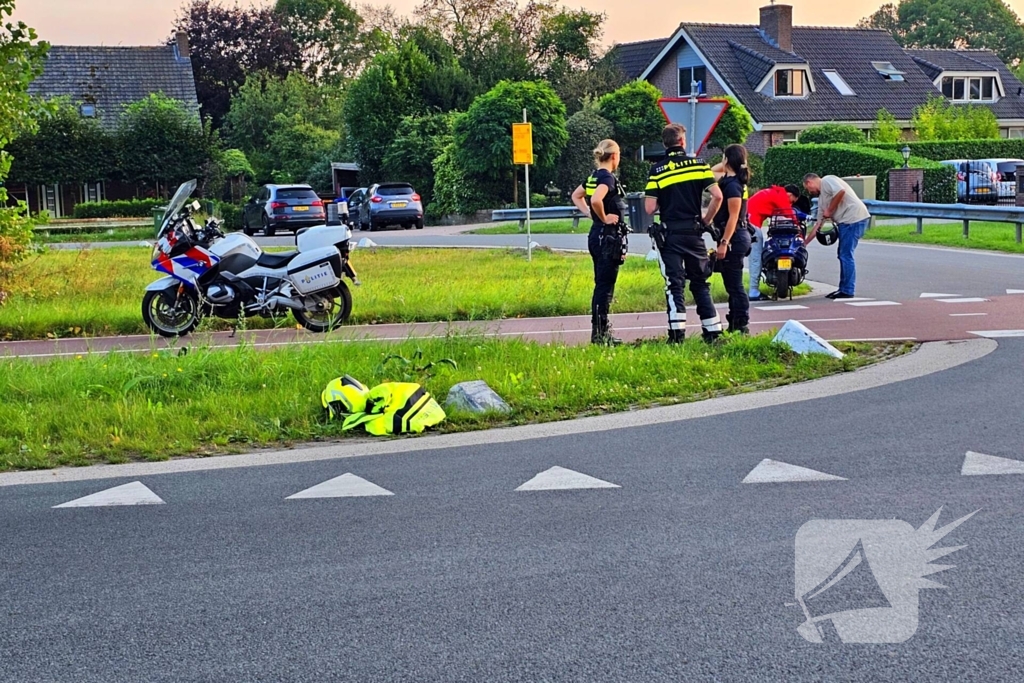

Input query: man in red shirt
[746,184,803,301]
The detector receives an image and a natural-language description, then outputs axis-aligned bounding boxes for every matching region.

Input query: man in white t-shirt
[802,174,871,299]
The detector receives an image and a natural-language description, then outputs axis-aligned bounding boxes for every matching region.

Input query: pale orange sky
[17,0,1024,48]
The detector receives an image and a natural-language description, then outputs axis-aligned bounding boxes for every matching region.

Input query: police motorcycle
[761,210,810,300]
[142,180,358,337]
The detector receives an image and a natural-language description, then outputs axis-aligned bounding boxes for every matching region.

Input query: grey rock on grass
[446,380,511,414]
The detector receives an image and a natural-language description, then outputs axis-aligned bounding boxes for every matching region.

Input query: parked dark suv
[354,183,424,231]
[242,184,326,236]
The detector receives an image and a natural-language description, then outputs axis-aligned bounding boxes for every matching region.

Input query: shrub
[764,143,955,203]
[864,139,1024,162]
[798,123,866,145]
[707,96,755,151]
[73,198,166,219]
[429,144,500,217]
[215,201,244,231]
[597,81,664,153]
[871,109,903,143]
[912,95,999,141]
[555,107,614,197]
[617,157,653,196]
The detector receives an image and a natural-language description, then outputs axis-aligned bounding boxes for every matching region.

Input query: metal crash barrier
[863,199,1024,243]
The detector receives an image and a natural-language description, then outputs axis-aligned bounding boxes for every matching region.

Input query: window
[871,61,905,81]
[780,130,800,144]
[941,75,998,102]
[774,69,804,97]
[1002,128,1024,139]
[822,69,856,96]
[79,103,96,117]
[678,66,707,97]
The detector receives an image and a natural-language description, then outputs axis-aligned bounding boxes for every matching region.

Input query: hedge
[215,201,244,231]
[764,143,956,204]
[864,139,1024,163]
[72,198,165,219]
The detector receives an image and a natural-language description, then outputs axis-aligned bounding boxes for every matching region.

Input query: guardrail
[864,199,1024,243]
[491,206,586,231]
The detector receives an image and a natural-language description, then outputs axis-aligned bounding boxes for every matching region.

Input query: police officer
[645,123,724,343]
[712,144,752,334]
[571,139,627,345]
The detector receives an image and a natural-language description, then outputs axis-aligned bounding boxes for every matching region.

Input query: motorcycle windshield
[158,179,198,237]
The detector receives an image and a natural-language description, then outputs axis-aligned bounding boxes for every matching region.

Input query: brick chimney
[175,31,190,59]
[760,3,793,52]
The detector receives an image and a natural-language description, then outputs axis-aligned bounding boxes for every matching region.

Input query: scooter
[761,211,809,300]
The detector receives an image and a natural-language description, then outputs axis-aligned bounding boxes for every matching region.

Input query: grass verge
[0,335,903,470]
[34,226,155,244]
[468,219,581,235]
[0,247,808,340]
[867,222,1024,253]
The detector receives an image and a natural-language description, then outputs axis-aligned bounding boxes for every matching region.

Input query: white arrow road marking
[968,330,1024,338]
[920,292,961,298]
[936,297,989,304]
[742,458,847,484]
[844,300,901,307]
[53,481,164,508]
[1007,289,1024,294]
[515,466,620,491]
[962,451,1024,476]
[286,473,394,499]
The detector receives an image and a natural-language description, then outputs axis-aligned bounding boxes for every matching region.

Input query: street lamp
[901,145,911,168]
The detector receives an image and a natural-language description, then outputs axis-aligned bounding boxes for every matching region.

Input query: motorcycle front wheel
[142,287,200,337]
[293,282,353,333]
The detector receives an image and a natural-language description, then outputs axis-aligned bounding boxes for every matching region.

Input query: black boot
[726,314,749,335]
[591,316,621,345]
[667,328,685,344]
[702,330,723,344]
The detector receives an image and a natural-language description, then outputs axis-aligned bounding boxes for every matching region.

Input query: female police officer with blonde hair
[571,139,626,345]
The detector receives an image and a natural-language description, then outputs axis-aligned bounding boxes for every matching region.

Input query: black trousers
[656,228,720,333]
[588,228,621,320]
[720,229,752,328]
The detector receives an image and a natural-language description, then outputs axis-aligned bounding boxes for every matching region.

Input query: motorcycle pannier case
[288,246,342,295]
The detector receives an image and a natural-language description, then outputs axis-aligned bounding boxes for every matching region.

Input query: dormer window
[79,103,96,118]
[775,69,804,97]
[941,75,998,102]
[872,61,905,81]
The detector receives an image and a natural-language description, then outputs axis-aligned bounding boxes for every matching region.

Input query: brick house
[14,34,199,217]
[611,3,1024,156]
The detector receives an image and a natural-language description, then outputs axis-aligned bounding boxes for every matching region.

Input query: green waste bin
[153,206,167,233]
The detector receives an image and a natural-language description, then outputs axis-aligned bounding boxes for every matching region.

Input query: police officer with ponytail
[712,144,752,334]
[571,139,627,345]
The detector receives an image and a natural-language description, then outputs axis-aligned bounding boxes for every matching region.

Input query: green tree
[266,113,341,183]
[554,106,613,198]
[596,80,664,153]
[911,95,1000,140]
[453,80,568,202]
[117,93,212,194]
[275,0,378,82]
[871,108,904,143]
[707,95,754,150]
[859,0,1024,66]
[0,0,48,304]
[7,98,116,187]
[381,112,456,207]
[430,142,497,216]
[798,123,867,145]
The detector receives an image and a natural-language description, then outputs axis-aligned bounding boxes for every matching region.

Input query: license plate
[293,205,310,211]
[390,201,407,208]
[778,258,792,270]
[976,188,990,193]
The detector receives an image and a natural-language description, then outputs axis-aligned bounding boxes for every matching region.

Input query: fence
[863,199,1024,242]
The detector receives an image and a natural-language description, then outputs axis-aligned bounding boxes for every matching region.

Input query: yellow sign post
[512,117,534,259]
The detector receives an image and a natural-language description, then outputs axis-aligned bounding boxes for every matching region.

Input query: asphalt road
[3,339,1024,681]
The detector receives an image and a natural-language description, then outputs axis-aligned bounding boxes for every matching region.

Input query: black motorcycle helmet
[816,222,839,246]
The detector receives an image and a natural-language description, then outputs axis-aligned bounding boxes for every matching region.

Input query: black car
[242,184,326,236]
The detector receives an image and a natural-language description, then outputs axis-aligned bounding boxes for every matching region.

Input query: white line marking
[286,473,394,499]
[950,313,987,317]
[962,451,1024,476]
[919,292,960,298]
[936,297,989,304]
[741,458,847,484]
[515,466,620,491]
[53,481,164,508]
[844,300,901,307]
[755,305,808,311]
[1007,289,1024,294]
[841,337,917,342]
[968,330,1024,338]
[835,297,875,302]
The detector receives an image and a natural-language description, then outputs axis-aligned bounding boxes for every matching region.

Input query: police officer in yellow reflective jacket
[645,123,724,343]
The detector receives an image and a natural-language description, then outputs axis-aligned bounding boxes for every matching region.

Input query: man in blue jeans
[802,173,871,299]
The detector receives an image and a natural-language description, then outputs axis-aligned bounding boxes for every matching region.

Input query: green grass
[866,221,1024,253]
[468,219,581,235]
[33,226,155,244]
[0,335,899,470]
[0,247,807,341]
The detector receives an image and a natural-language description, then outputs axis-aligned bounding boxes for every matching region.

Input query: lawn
[468,219,581,235]
[33,226,155,244]
[0,334,897,470]
[866,221,1024,253]
[0,247,806,340]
